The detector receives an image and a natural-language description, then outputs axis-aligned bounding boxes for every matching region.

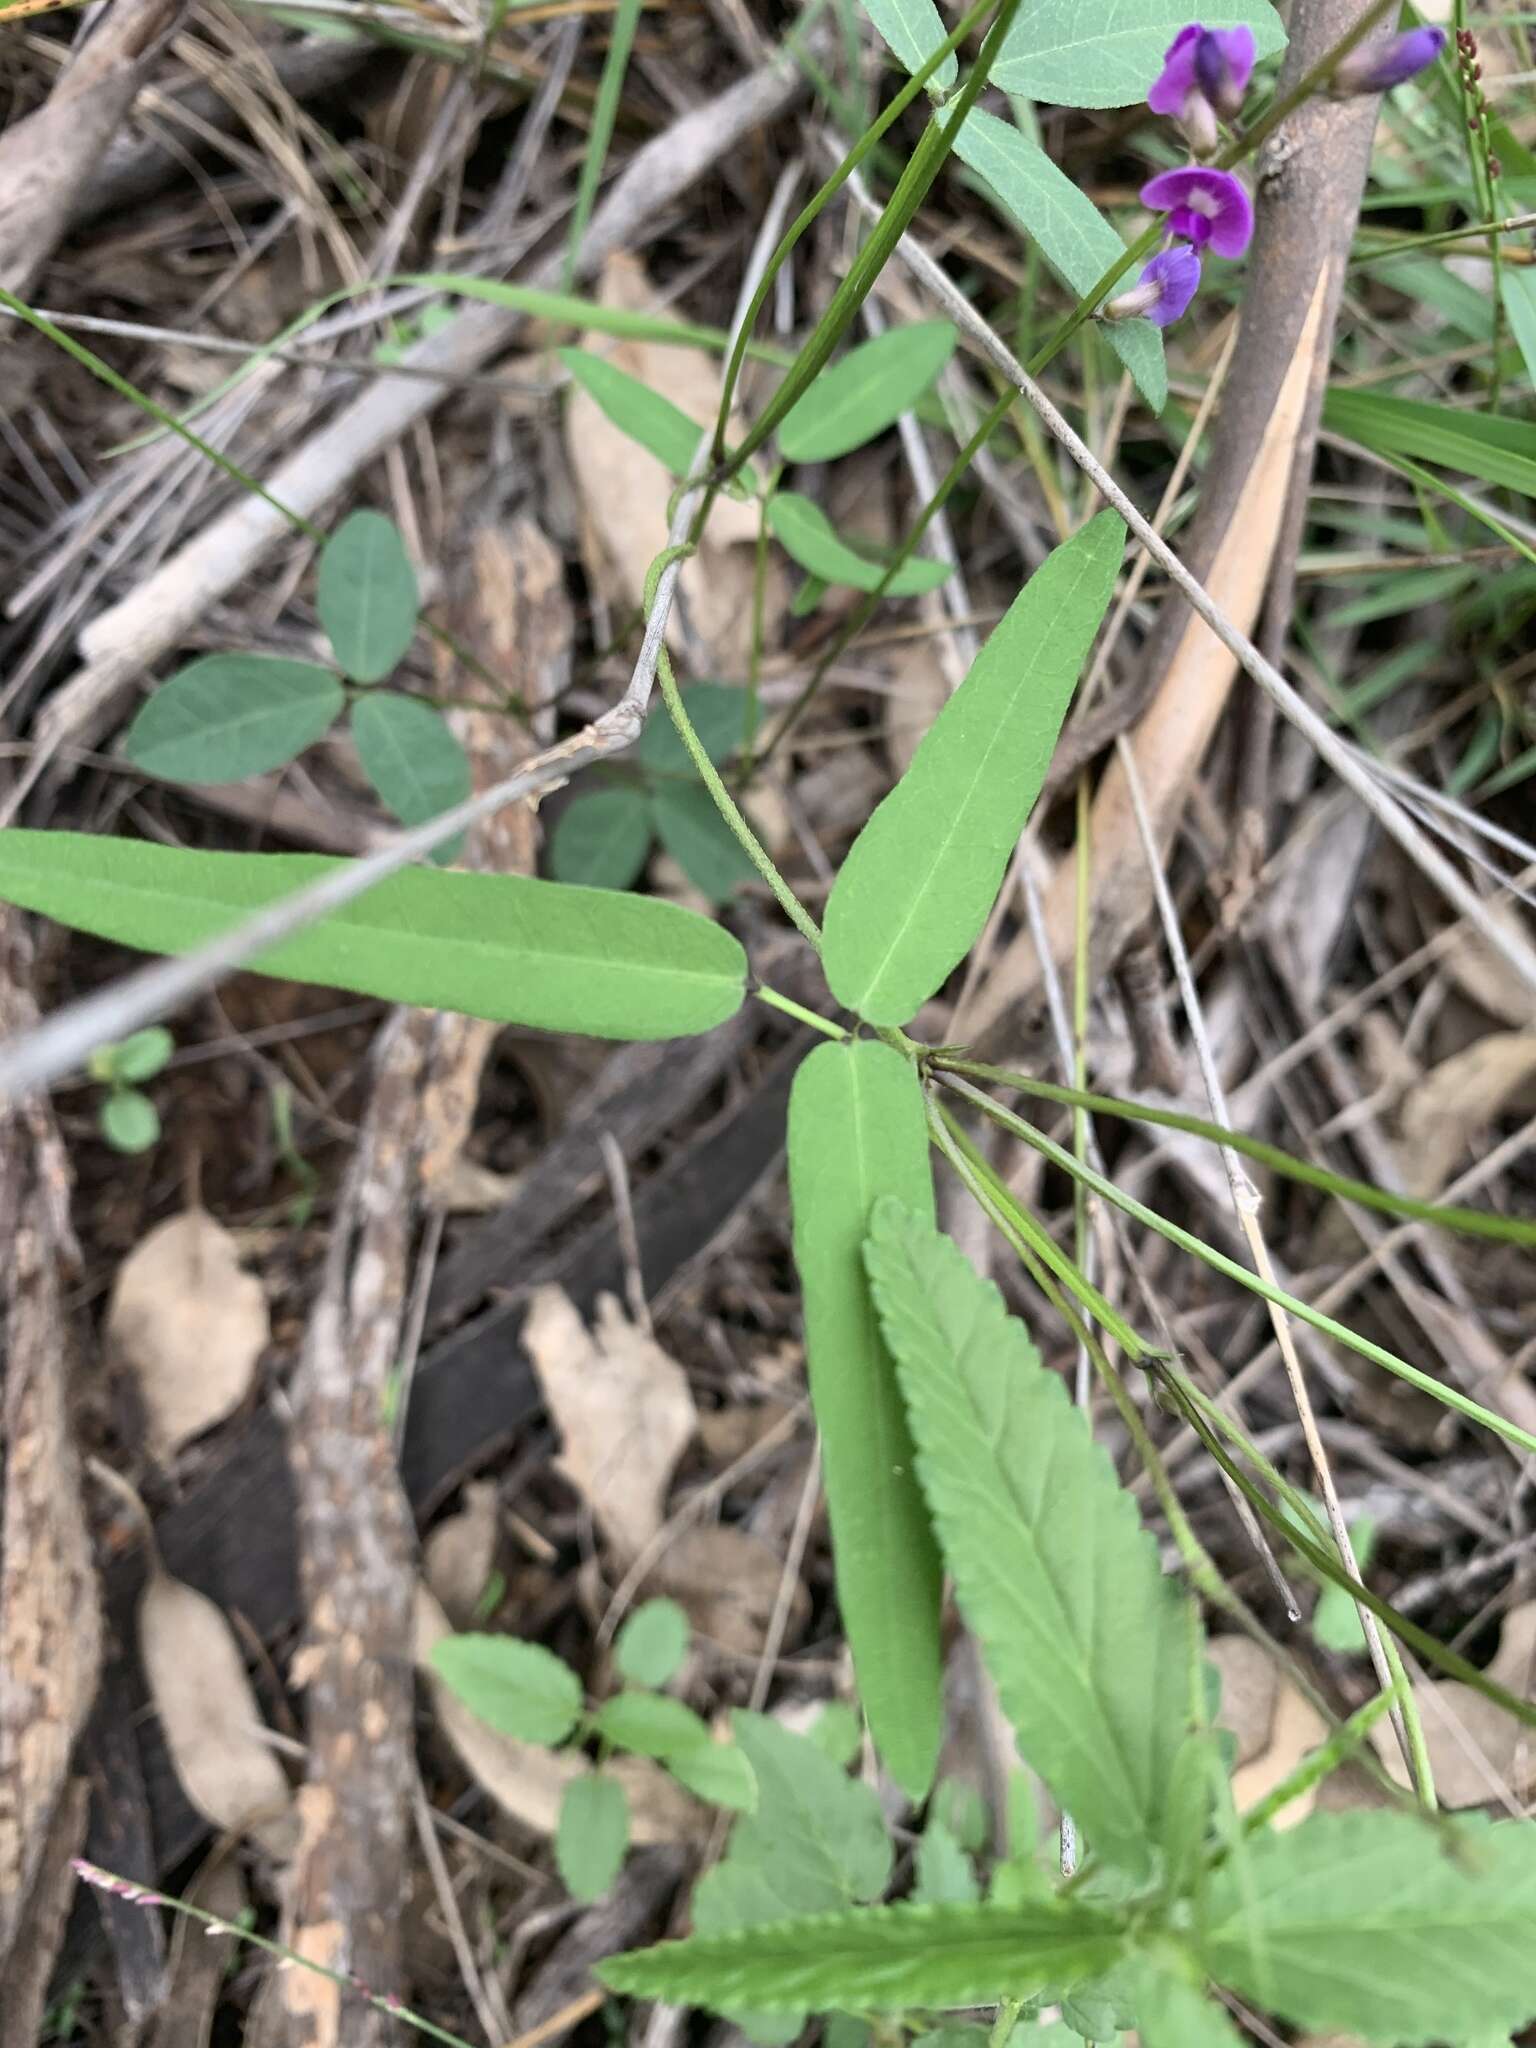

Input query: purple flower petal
[1106,246,1202,328]
[1332,25,1445,95]
[1140,165,1254,260]
[1147,23,1200,114]
[1194,25,1255,116]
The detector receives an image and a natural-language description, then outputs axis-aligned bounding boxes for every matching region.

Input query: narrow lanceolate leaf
[599,1900,1127,2011]
[824,512,1122,1027]
[787,1042,943,1800]
[1323,389,1536,497]
[991,0,1284,107]
[1500,269,1536,394]
[861,0,956,90]
[561,347,705,478]
[350,694,471,855]
[0,833,747,1041]
[864,1201,1198,1878]
[949,112,1165,412]
[124,656,344,785]
[778,322,957,464]
[767,492,951,597]
[317,509,419,683]
[1199,1813,1536,2045]
[557,1773,630,1903]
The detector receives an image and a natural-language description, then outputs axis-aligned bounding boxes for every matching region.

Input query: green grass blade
[563,0,644,290]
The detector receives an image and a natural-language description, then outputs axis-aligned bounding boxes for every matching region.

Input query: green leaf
[1323,389,1536,497]
[600,1899,1127,2011]
[729,1710,892,1907]
[1198,1813,1536,2044]
[100,1089,160,1153]
[651,785,758,902]
[824,512,1122,1026]
[317,510,419,682]
[1310,1513,1376,1654]
[864,1201,1198,1877]
[992,0,1284,107]
[948,112,1164,412]
[592,1692,713,1759]
[561,347,705,478]
[429,1633,583,1744]
[123,655,344,785]
[638,684,751,780]
[1507,264,1536,391]
[1128,1958,1243,2048]
[767,492,951,596]
[912,1818,979,1905]
[350,694,471,858]
[0,833,747,1041]
[861,0,956,89]
[101,1026,174,1084]
[807,1702,862,1766]
[614,1598,690,1687]
[666,1740,758,1812]
[778,322,957,464]
[787,1043,943,1800]
[557,1773,630,1903]
[548,790,653,891]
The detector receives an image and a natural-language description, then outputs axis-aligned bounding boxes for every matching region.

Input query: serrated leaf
[861,0,956,89]
[548,790,653,890]
[1323,389,1536,497]
[651,784,758,902]
[317,510,418,682]
[124,655,344,785]
[778,323,957,464]
[0,833,747,1041]
[593,1691,713,1759]
[429,1633,583,1744]
[1128,1959,1243,2048]
[350,694,471,860]
[787,1044,943,1800]
[912,1818,979,1905]
[600,1899,1126,2011]
[730,1710,892,1906]
[947,112,1164,412]
[992,0,1285,107]
[666,1740,757,1812]
[824,512,1122,1027]
[1199,1813,1536,2044]
[614,1598,690,1687]
[638,683,752,780]
[557,1773,630,1902]
[767,492,951,597]
[864,1201,1197,1877]
[561,347,705,478]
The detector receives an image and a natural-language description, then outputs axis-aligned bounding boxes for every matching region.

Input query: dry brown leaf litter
[106,1209,269,1459]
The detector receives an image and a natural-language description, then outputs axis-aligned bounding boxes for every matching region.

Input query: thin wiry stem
[1114,729,1433,1804]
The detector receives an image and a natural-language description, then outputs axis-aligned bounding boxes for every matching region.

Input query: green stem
[754,984,848,1038]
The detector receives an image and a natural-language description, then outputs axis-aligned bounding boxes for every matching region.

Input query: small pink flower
[1140,165,1254,259]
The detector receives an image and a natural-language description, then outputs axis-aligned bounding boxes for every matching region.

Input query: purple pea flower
[1330,25,1446,96]
[1140,165,1254,259]
[1148,23,1255,150]
[1105,246,1202,329]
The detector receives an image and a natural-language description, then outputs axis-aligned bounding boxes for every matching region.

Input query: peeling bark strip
[0,0,189,295]
[971,0,1394,1041]
[0,911,102,1976]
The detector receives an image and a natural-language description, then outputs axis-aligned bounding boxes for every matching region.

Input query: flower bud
[1331,26,1446,96]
